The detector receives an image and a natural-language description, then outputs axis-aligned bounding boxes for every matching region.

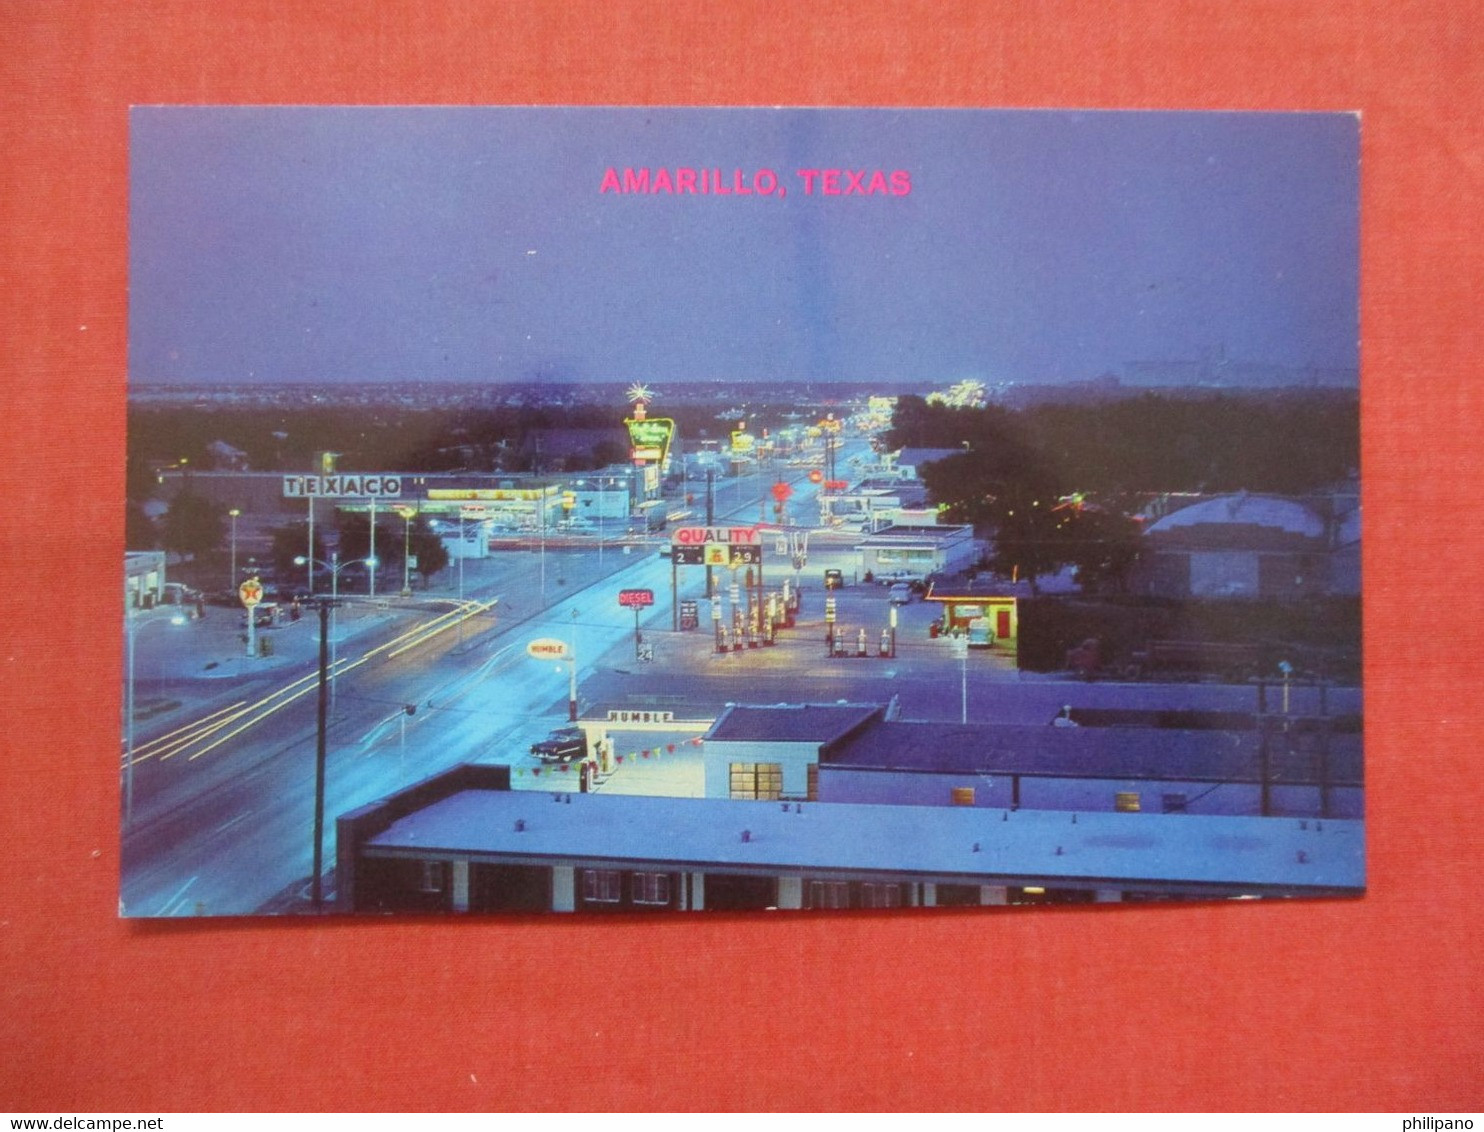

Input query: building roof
[1147,493,1325,539]
[894,448,963,472]
[359,782,1363,895]
[705,702,885,744]
[819,720,1362,786]
[855,524,973,547]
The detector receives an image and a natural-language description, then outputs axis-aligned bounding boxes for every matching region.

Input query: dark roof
[705,702,885,744]
[895,448,962,471]
[820,721,1362,786]
[358,781,1363,894]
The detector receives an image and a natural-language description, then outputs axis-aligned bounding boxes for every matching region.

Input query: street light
[295,552,365,711]
[123,608,185,829]
[228,508,241,590]
[395,505,416,598]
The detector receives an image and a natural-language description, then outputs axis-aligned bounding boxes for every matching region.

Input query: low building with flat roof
[817,719,1361,819]
[335,763,1364,914]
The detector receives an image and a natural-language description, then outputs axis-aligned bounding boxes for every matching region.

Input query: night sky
[129,107,1359,386]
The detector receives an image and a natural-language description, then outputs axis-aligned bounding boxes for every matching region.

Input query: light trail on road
[124,599,497,768]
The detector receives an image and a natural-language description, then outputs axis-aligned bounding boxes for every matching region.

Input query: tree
[161,493,224,560]
[267,522,327,585]
[406,515,450,583]
[1062,508,1144,595]
[125,502,158,551]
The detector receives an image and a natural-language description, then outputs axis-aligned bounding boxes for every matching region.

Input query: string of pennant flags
[513,734,706,778]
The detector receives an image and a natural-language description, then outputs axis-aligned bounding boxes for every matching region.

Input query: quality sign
[283,474,403,499]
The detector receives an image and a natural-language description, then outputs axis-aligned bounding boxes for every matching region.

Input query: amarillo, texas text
[599,167,911,198]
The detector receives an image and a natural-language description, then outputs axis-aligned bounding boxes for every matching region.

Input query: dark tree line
[886,389,1357,588]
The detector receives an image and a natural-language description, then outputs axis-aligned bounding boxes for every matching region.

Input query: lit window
[582,869,622,903]
[632,872,671,906]
[729,762,783,801]
[1115,792,1142,813]
[952,786,976,806]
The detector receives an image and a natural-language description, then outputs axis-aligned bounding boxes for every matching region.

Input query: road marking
[214,811,254,835]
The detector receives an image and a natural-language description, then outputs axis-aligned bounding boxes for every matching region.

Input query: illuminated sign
[672,527,760,546]
[427,488,545,502]
[617,589,655,608]
[526,638,570,660]
[283,474,402,499]
[238,577,264,608]
[626,417,676,465]
[730,429,755,454]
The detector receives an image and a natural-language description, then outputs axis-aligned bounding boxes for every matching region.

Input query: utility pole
[311,598,335,911]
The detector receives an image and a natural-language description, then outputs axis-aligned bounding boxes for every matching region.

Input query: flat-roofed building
[336,763,1364,914]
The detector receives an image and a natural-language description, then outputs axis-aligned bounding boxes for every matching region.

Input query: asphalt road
[120,461,846,917]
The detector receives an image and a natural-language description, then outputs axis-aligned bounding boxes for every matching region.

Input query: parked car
[530,726,587,763]
[888,583,914,605]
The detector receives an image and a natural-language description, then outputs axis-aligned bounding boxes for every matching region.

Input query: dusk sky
[129,107,1359,386]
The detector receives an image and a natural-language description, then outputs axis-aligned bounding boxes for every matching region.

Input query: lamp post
[309,596,339,911]
[124,609,185,828]
[228,508,240,590]
[368,499,377,600]
[295,552,361,712]
[396,505,415,598]
[566,608,579,721]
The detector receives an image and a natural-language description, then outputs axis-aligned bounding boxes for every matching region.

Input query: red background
[3,2,1481,1112]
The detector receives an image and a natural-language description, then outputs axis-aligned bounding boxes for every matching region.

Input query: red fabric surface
[2,1,1480,1113]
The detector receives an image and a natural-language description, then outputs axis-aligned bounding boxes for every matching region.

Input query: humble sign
[618,589,655,608]
[606,710,675,724]
[525,638,570,660]
[284,474,403,499]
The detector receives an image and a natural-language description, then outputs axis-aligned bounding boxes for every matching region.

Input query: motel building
[335,764,1363,915]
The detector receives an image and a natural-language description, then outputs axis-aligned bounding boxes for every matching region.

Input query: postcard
[123,107,1361,917]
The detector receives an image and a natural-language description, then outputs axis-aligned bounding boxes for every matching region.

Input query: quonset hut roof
[1147,493,1325,539]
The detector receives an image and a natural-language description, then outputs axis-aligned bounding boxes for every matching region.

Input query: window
[859,883,903,909]
[1115,791,1142,813]
[1162,793,1188,813]
[951,786,976,806]
[418,861,445,893]
[807,881,851,910]
[729,762,783,800]
[632,872,671,906]
[581,869,622,903]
